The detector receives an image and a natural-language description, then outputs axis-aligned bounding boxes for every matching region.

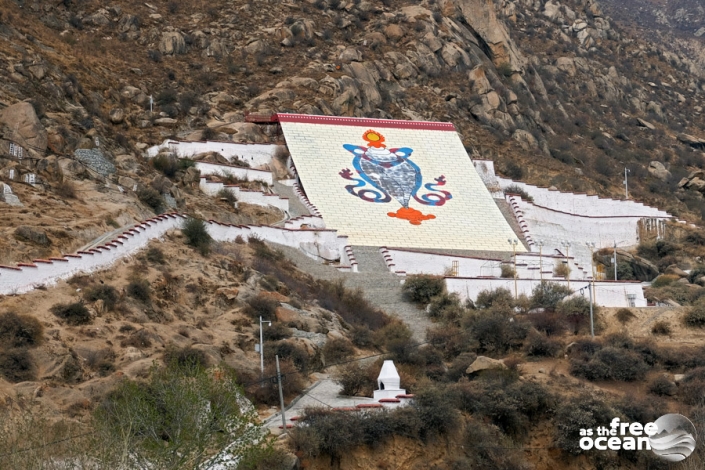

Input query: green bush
[316,279,390,331]
[615,308,635,324]
[322,337,355,364]
[126,279,151,304]
[137,187,164,214]
[570,347,649,382]
[182,217,212,255]
[464,309,529,355]
[651,274,679,288]
[557,295,596,334]
[262,323,291,341]
[152,154,179,178]
[554,395,614,454]
[427,292,463,320]
[412,386,460,441]
[83,284,119,311]
[50,302,91,325]
[0,348,36,382]
[531,281,573,310]
[0,312,43,348]
[402,275,445,304]
[684,298,705,328]
[334,362,376,396]
[528,311,567,337]
[145,247,166,264]
[651,320,672,335]
[524,330,562,357]
[94,361,264,467]
[217,188,237,205]
[163,346,209,370]
[244,294,279,321]
[500,264,516,278]
[649,375,676,396]
[475,288,514,309]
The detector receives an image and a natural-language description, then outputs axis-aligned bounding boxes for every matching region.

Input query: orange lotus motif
[363,130,386,148]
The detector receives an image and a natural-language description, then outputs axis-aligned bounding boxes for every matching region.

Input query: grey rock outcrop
[0,102,48,155]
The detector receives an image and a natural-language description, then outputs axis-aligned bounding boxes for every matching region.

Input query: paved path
[263,375,376,433]
[271,243,431,342]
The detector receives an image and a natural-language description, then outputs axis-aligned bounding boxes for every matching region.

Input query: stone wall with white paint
[147,139,284,168]
[194,161,273,184]
[199,178,289,212]
[381,247,589,280]
[0,214,186,295]
[205,220,355,270]
[445,277,647,308]
[508,194,654,270]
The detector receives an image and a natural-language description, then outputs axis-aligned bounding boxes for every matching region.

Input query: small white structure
[373,360,406,401]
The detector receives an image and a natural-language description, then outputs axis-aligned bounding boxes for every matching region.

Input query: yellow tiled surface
[282,120,524,252]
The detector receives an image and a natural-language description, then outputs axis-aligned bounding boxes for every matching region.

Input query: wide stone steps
[271,243,430,341]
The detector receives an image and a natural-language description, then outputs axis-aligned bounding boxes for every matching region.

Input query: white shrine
[373,360,406,401]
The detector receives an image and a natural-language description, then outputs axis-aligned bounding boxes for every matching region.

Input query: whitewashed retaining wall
[199,179,289,212]
[0,214,186,295]
[284,215,326,230]
[205,221,356,271]
[147,139,284,168]
[381,248,589,280]
[496,175,671,219]
[445,277,647,308]
[194,162,273,184]
[508,194,648,270]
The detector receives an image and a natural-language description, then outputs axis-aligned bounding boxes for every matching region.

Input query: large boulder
[159,32,187,55]
[466,356,506,374]
[0,102,48,155]
[648,161,671,181]
[14,226,51,246]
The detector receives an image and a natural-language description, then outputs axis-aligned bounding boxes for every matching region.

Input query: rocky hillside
[600,0,705,76]
[2,0,705,256]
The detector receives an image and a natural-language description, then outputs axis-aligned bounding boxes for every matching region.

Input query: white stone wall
[199,179,289,212]
[147,139,284,168]
[281,117,523,252]
[284,215,326,229]
[194,161,273,184]
[508,194,647,270]
[205,220,355,269]
[496,175,671,219]
[381,248,503,277]
[0,214,186,295]
[445,277,647,308]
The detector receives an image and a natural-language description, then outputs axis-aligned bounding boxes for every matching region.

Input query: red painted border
[277,113,456,131]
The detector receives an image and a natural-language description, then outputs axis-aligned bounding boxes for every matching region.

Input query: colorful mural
[340,130,452,225]
[279,114,525,252]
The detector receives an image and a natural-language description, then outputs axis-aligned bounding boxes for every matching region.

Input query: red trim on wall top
[276,113,456,131]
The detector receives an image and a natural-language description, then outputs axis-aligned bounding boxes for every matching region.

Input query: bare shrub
[0,312,43,348]
[50,302,91,325]
[83,284,119,311]
[0,348,36,382]
[322,338,355,364]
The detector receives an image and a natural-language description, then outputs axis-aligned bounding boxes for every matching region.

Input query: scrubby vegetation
[182,217,213,255]
[50,302,91,325]
[402,275,444,304]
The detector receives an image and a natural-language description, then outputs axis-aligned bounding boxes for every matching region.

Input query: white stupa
[373,360,406,401]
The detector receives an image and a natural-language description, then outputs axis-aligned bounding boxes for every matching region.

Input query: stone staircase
[271,243,431,342]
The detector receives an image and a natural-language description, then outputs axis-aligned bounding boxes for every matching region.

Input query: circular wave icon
[649,414,697,462]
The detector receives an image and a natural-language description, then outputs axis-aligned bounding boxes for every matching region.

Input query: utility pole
[586,242,596,304]
[538,240,544,282]
[258,316,271,376]
[624,168,630,199]
[276,355,287,434]
[613,241,618,281]
[149,95,154,114]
